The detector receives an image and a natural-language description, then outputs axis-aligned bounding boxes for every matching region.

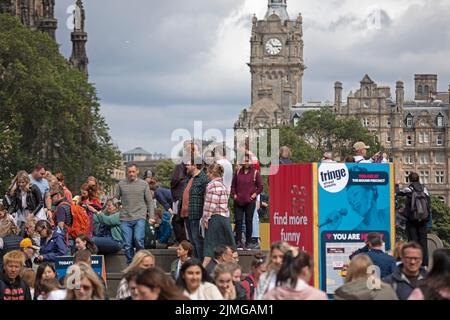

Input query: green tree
[430,197,450,248]
[0,14,120,193]
[155,160,176,189]
[294,109,382,160]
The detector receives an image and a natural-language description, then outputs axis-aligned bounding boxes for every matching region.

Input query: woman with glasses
[65,262,105,300]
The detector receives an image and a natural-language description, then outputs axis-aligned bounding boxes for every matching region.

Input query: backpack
[56,202,91,239]
[243,275,256,299]
[410,187,430,222]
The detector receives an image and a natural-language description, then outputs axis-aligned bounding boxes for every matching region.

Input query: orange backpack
[57,202,92,239]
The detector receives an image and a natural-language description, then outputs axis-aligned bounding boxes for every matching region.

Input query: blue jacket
[39,231,67,262]
[365,249,397,278]
[155,212,173,243]
[382,263,427,300]
[154,187,173,211]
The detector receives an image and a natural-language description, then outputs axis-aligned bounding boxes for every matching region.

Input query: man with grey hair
[353,141,382,163]
[115,163,154,264]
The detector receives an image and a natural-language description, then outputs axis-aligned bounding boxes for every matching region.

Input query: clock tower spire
[235,0,305,130]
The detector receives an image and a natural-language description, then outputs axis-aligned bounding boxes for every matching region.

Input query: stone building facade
[334,74,450,203]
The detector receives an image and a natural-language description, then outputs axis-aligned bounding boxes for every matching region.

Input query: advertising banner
[269,164,314,254]
[55,255,107,286]
[317,163,394,294]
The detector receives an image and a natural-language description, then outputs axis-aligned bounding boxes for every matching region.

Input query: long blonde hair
[16,170,31,193]
[345,254,373,283]
[65,262,104,300]
[122,250,155,274]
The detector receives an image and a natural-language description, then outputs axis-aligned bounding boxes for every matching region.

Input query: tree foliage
[430,197,450,248]
[155,160,176,189]
[0,14,120,193]
[293,109,382,161]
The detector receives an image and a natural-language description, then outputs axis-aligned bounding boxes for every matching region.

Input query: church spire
[265,0,290,21]
[38,0,57,40]
[70,0,89,76]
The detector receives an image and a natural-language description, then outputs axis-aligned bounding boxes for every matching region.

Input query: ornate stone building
[0,0,88,75]
[334,74,450,203]
[235,0,305,129]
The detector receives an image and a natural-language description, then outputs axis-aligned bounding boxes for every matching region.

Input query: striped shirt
[114,179,154,221]
[202,178,230,223]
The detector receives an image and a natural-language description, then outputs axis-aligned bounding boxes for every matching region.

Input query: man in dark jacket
[0,250,32,300]
[35,220,67,263]
[178,156,209,260]
[382,241,427,300]
[396,172,431,266]
[349,232,380,260]
[364,234,396,278]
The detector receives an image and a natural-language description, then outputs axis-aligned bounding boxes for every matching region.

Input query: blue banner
[317,163,394,294]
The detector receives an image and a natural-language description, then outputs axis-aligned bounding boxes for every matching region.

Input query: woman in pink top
[264,250,328,300]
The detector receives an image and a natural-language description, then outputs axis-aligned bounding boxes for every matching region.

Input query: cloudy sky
[54,0,450,156]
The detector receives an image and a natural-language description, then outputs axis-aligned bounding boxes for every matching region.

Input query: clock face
[265,38,282,55]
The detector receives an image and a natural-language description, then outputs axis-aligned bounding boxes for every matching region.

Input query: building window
[387,119,391,127]
[406,136,412,146]
[362,118,369,127]
[437,115,444,127]
[386,134,391,143]
[425,85,430,95]
[404,171,410,183]
[406,117,413,127]
[436,153,445,164]
[404,154,414,164]
[419,132,429,144]
[420,171,429,184]
[437,134,444,146]
[418,85,423,95]
[435,171,445,184]
[419,153,429,164]
[437,196,445,203]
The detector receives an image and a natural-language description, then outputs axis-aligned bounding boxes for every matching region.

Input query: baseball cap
[143,170,153,179]
[20,238,40,251]
[353,141,370,151]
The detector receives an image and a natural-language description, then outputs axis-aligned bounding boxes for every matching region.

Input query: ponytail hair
[276,249,312,288]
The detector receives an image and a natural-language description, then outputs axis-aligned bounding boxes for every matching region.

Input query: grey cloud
[54,0,450,154]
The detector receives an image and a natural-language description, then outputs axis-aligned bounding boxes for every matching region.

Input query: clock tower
[235,0,306,129]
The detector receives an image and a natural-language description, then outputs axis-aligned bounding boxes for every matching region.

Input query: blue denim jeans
[92,236,123,254]
[120,219,146,264]
[184,218,204,261]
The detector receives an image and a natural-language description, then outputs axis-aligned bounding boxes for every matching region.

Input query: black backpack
[410,187,430,222]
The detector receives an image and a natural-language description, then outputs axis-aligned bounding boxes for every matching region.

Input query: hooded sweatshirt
[334,278,399,300]
[263,279,328,300]
[0,273,32,300]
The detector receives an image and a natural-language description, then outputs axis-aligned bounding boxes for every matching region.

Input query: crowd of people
[0,141,448,300]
